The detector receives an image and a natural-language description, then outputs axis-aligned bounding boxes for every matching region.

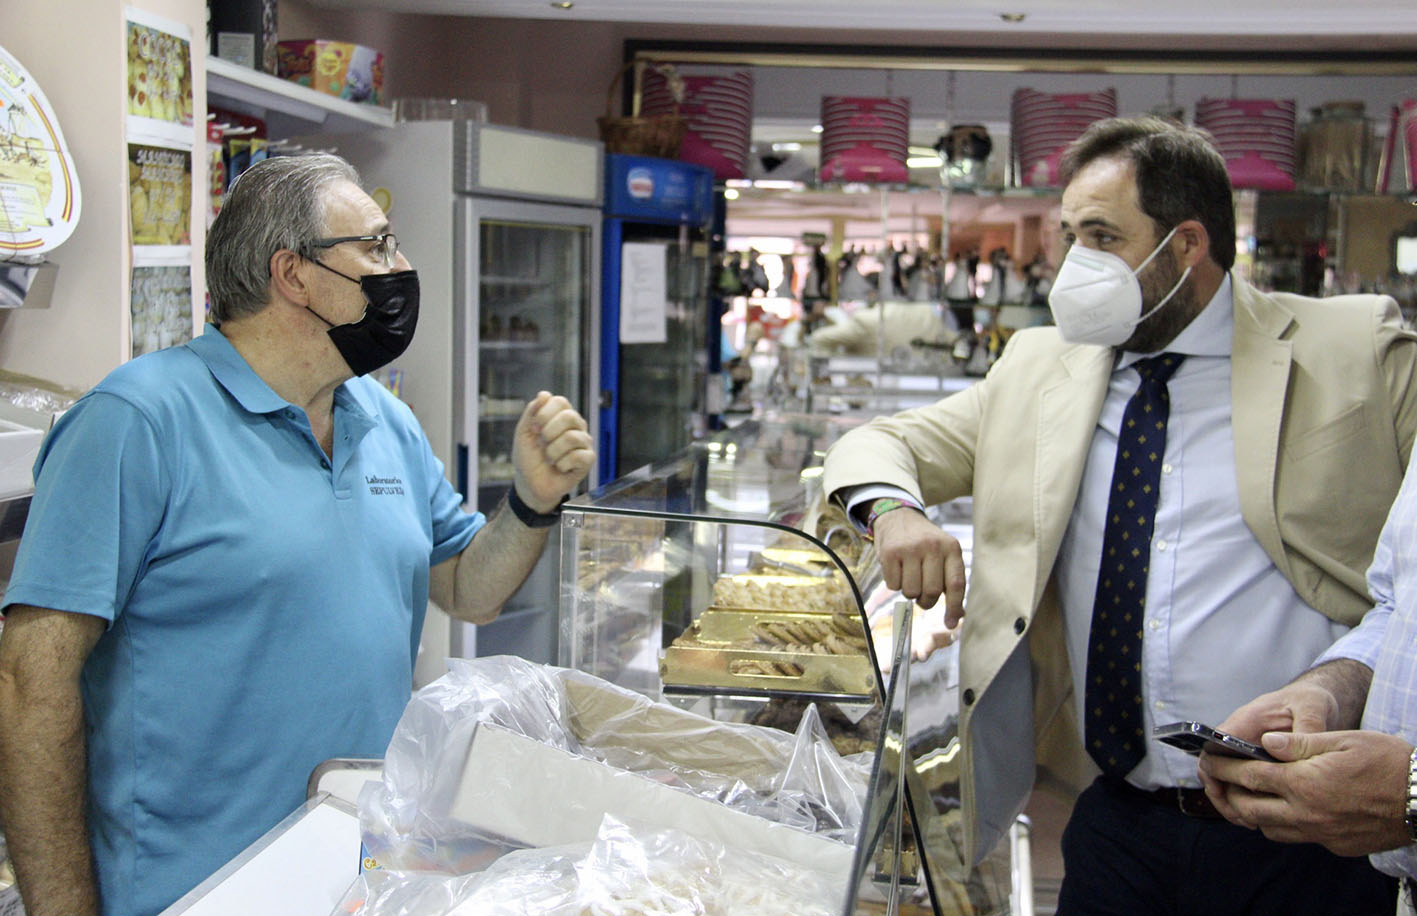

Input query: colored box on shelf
[819,96,911,184]
[276,40,384,105]
[643,70,754,180]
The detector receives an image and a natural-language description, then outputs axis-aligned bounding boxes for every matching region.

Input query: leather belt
[1106,777,1224,819]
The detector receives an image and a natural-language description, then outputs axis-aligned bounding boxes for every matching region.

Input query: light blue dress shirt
[1055,275,1350,790]
[1317,454,1417,878]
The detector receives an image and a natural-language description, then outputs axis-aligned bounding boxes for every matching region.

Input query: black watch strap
[1406,747,1417,842]
[506,488,566,528]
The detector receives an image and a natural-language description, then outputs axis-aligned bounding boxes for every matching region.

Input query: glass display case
[557,414,1024,915]
[801,353,974,420]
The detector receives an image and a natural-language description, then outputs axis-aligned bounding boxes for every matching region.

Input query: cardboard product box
[448,722,856,882]
[209,0,278,74]
[445,670,856,893]
[276,40,384,105]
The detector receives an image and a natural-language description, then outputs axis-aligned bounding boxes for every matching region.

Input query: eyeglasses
[308,233,399,268]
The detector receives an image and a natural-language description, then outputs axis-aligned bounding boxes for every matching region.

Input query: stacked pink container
[643,69,754,180]
[1011,88,1118,187]
[818,96,911,183]
[1194,97,1297,191]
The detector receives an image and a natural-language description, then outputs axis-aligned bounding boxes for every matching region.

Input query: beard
[1120,245,1204,354]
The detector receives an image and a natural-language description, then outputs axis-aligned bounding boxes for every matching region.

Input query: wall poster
[124,8,198,357]
[130,261,192,358]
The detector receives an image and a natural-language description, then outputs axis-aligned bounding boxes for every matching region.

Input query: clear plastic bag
[577,816,841,916]
[333,846,583,916]
[333,815,842,916]
[359,657,867,874]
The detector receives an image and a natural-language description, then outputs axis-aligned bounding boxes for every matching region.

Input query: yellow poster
[126,18,192,127]
[128,143,191,247]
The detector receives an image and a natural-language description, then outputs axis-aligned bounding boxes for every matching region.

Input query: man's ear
[269,248,310,306]
[1175,219,1211,270]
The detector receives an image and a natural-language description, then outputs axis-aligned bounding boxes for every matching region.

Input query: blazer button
[1014,617,1027,635]
[963,688,976,705]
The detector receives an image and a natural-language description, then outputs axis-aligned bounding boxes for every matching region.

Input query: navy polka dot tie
[1085,353,1185,778]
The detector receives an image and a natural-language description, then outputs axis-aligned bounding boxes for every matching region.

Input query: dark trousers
[1056,776,1398,916]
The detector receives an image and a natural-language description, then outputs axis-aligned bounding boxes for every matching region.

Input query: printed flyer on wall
[0,43,82,262]
[128,142,191,250]
[125,7,194,150]
[130,260,194,359]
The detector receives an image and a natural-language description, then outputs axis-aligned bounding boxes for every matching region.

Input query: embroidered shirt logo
[366,474,405,496]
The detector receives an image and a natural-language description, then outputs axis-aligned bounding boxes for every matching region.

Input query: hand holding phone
[1153,721,1278,762]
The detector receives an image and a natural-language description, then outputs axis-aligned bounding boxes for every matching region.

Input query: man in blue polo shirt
[0,153,595,916]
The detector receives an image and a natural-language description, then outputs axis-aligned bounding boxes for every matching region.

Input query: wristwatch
[1405,746,1417,842]
[506,488,566,528]
[864,496,923,537]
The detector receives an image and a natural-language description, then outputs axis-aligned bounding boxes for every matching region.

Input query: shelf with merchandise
[479,340,552,351]
[480,274,558,287]
[205,56,392,137]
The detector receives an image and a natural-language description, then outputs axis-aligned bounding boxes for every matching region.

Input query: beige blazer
[822,277,1417,864]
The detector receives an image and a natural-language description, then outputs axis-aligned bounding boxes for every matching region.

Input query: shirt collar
[186,323,378,426]
[1117,272,1233,371]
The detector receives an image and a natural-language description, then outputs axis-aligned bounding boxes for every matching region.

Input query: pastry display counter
[557,414,1026,915]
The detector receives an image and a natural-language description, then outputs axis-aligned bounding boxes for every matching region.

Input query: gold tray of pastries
[661,608,875,696]
[708,572,856,615]
[755,545,837,570]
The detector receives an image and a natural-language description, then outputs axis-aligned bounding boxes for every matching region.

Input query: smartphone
[1152,721,1278,762]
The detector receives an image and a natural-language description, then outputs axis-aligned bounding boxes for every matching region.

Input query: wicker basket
[596,61,686,158]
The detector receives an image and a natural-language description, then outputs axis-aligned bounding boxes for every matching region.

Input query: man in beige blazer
[823,117,1417,915]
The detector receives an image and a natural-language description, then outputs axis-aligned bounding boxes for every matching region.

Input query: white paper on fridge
[619,242,669,344]
[448,722,855,876]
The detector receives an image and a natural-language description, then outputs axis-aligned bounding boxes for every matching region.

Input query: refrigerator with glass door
[600,153,715,481]
[317,120,602,670]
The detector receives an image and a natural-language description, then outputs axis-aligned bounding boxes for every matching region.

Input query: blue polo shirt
[3,324,483,916]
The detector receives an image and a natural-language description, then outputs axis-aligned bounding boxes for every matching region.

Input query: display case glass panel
[558,414,1020,915]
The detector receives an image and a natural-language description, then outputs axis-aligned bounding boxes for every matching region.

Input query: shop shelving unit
[205,56,393,137]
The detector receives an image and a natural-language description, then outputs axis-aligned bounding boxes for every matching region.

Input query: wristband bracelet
[507,487,566,528]
[865,496,923,536]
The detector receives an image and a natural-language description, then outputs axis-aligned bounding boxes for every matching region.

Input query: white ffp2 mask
[1047,225,1191,347]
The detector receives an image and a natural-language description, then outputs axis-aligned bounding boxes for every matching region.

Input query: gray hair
[205,153,361,323]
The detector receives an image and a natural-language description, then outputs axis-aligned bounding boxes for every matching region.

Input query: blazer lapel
[1231,279,1295,575]
[1033,345,1114,610]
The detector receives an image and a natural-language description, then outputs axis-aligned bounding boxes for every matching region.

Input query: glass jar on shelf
[1299,100,1371,192]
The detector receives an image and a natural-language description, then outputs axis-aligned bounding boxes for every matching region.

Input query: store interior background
[1,2,1415,911]
[3,0,1415,392]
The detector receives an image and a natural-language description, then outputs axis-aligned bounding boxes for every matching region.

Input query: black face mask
[308,261,419,377]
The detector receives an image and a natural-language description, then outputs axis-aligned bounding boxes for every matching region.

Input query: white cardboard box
[448,721,855,881]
